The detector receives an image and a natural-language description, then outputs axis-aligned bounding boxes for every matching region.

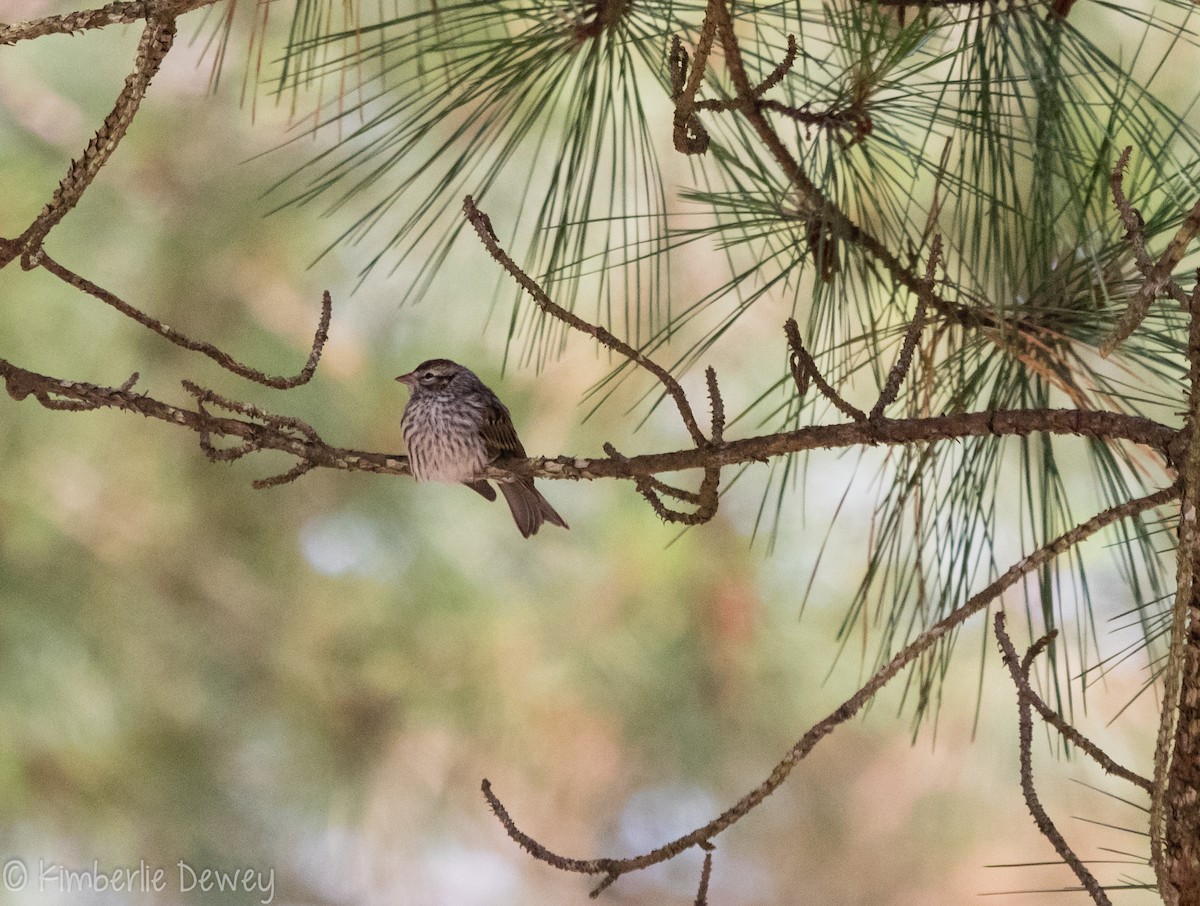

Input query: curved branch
[1103,147,1200,355]
[463,195,710,448]
[1015,657,1152,792]
[994,614,1113,906]
[784,318,866,422]
[37,254,333,388]
[481,485,1179,891]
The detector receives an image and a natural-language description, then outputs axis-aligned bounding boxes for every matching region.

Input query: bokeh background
[0,1,1178,902]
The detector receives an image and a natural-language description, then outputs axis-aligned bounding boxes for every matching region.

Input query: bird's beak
[396,372,415,386]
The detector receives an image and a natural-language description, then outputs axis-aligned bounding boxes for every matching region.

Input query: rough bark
[1166,611,1200,903]
[1164,292,1200,904]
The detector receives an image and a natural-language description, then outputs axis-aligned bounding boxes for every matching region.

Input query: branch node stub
[20,245,44,270]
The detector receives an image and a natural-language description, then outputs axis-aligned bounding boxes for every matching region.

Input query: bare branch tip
[694,849,714,906]
[1114,145,1133,175]
[589,873,619,898]
[705,366,725,444]
[252,459,315,489]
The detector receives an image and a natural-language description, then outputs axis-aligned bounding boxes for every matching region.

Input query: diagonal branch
[0,0,216,45]
[4,15,177,266]
[784,319,867,422]
[481,485,1178,893]
[994,613,1113,906]
[1015,659,1151,792]
[869,235,940,419]
[37,254,333,388]
[1102,147,1200,356]
[463,195,710,448]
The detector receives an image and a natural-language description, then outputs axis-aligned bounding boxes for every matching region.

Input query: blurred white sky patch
[421,843,521,906]
[613,783,723,895]
[300,512,411,578]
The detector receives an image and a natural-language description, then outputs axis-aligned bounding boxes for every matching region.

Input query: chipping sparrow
[397,358,568,538]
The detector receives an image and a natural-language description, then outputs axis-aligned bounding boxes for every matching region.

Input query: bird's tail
[499,480,569,538]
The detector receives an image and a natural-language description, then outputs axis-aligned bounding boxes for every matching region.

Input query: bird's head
[396,358,467,393]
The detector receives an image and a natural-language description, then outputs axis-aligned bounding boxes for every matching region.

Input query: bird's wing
[478,397,528,460]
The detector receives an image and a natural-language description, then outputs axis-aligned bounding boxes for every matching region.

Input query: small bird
[397,358,569,538]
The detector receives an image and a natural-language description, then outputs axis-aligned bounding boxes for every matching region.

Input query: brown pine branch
[0,356,411,483]
[758,98,873,146]
[1102,147,1200,356]
[0,0,216,45]
[694,846,714,906]
[603,443,719,524]
[869,235,940,420]
[784,319,867,422]
[37,255,333,388]
[669,9,719,155]
[5,15,177,266]
[0,353,1178,486]
[994,613,1113,906]
[480,485,1178,894]
[706,366,725,445]
[672,0,1062,345]
[1017,658,1152,792]
[252,459,317,490]
[181,380,329,486]
[693,34,799,113]
[462,195,711,449]
[1156,278,1200,904]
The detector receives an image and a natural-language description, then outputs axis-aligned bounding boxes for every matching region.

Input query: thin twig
[480,486,1177,890]
[38,254,332,388]
[758,98,873,145]
[1102,148,1200,356]
[604,442,719,524]
[870,236,940,420]
[706,366,725,444]
[0,0,216,45]
[463,195,709,448]
[694,848,714,906]
[693,34,799,113]
[182,381,322,442]
[1025,678,1151,792]
[784,319,867,422]
[589,872,618,898]
[252,459,316,489]
[195,396,258,463]
[669,5,721,154]
[8,16,177,265]
[994,613,1113,906]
